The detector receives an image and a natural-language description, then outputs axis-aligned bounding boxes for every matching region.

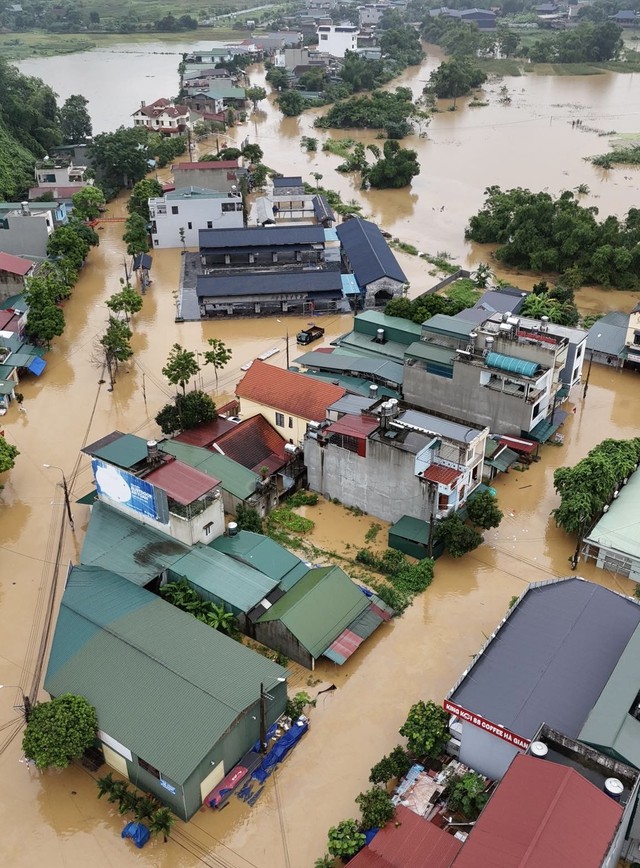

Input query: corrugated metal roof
[295,350,404,386]
[453,754,622,868]
[214,415,287,473]
[354,310,422,341]
[80,501,187,585]
[44,566,287,784]
[199,225,325,250]
[258,566,369,659]
[579,622,640,767]
[210,530,306,584]
[145,459,219,505]
[586,312,628,356]
[349,805,462,868]
[423,465,461,487]
[170,545,278,613]
[83,432,149,469]
[422,314,477,337]
[160,440,260,500]
[404,341,456,366]
[328,394,378,414]
[336,218,406,286]
[323,628,364,664]
[174,417,237,447]
[390,514,431,544]
[338,330,408,363]
[396,409,483,444]
[326,414,379,439]
[449,578,640,740]
[303,370,401,400]
[584,468,640,561]
[197,270,343,299]
[0,251,34,275]
[499,435,537,454]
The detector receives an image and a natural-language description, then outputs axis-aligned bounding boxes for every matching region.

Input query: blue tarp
[252,718,309,784]
[27,356,46,376]
[121,822,150,849]
[364,828,380,845]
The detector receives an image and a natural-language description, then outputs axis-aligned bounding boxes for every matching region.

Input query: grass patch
[365,523,382,543]
[533,62,604,76]
[420,251,461,275]
[443,278,482,308]
[322,137,356,158]
[476,58,522,76]
[468,99,489,107]
[391,239,419,256]
[287,490,319,508]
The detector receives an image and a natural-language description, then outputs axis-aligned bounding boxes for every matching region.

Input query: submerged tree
[106,282,143,322]
[71,186,105,222]
[203,338,232,390]
[162,343,200,395]
[100,316,133,386]
[22,694,97,769]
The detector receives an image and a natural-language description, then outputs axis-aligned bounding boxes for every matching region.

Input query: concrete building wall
[458,721,520,780]
[317,25,359,57]
[561,338,586,387]
[150,195,243,248]
[363,276,404,308]
[0,212,52,258]
[168,496,225,545]
[238,396,311,445]
[253,620,313,668]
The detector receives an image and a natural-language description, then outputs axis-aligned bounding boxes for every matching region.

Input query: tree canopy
[434,513,483,558]
[59,94,93,143]
[527,21,622,64]
[22,694,97,770]
[467,491,503,530]
[315,88,416,138]
[466,186,640,289]
[162,343,199,394]
[0,435,19,474]
[277,90,305,117]
[426,58,487,100]
[128,177,163,221]
[155,390,217,435]
[399,699,450,758]
[521,281,580,326]
[71,186,105,222]
[364,139,420,189]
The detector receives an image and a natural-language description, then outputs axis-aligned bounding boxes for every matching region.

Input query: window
[207,221,213,229]
[288,417,293,428]
[236,202,243,211]
[572,366,580,381]
[249,253,255,264]
[275,412,285,427]
[171,205,179,215]
[221,202,236,213]
[224,254,231,264]
[187,222,192,230]
[320,33,327,39]
[138,757,160,778]
[203,522,213,536]
[295,250,302,262]
[153,238,159,246]
[438,493,448,510]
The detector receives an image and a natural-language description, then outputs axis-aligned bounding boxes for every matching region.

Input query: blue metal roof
[341,274,361,296]
[336,218,407,287]
[486,351,539,378]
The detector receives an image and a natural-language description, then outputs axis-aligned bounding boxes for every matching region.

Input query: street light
[0,684,32,722]
[583,333,602,399]
[43,464,74,531]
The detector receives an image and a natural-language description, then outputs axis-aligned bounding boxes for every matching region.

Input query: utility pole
[259,683,267,754]
[285,330,290,369]
[583,335,601,400]
[43,465,75,531]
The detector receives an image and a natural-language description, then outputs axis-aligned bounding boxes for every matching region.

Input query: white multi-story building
[132,98,190,137]
[316,24,359,57]
[149,186,244,249]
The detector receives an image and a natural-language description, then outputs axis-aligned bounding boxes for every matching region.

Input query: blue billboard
[92,458,163,522]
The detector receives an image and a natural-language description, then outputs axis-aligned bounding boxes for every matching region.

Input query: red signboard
[516,328,557,347]
[443,700,530,751]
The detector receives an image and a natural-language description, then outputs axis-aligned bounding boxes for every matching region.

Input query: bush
[287,490,319,507]
[22,694,97,769]
[236,503,263,533]
[467,491,503,530]
[368,581,410,614]
[399,700,449,759]
[434,514,483,558]
[447,772,489,819]
[327,819,366,860]
[356,787,395,830]
[285,691,314,719]
[369,745,412,784]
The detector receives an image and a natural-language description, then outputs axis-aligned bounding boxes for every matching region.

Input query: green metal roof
[44,565,287,784]
[90,433,149,468]
[584,470,640,561]
[210,530,309,590]
[389,514,431,544]
[487,446,520,473]
[0,379,15,395]
[76,488,98,505]
[421,314,477,338]
[258,566,369,659]
[0,293,26,310]
[81,501,187,585]
[0,364,16,379]
[170,545,278,614]
[579,623,640,768]
[302,370,401,400]
[337,330,408,363]
[5,352,33,368]
[160,440,259,501]
[353,310,422,345]
[405,341,456,366]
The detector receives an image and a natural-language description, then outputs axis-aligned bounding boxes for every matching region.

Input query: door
[199,760,225,802]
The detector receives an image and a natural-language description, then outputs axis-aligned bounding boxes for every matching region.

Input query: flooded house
[336,218,407,309]
[585,311,629,369]
[0,252,35,303]
[582,466,640,581]
[149,186,244,249]
[0,201,66,259]
[131,97,190,137]
[44,564,287,821]
[172,160,244,194]
[29,157,92,202]
[304,396,488,524]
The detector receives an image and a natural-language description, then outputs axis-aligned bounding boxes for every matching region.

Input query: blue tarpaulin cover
[121,822,150,849]
[252,718,309,784]
[364,828,380,845]
[27,356,46,376]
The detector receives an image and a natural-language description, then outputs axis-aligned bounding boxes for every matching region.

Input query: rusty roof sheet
[174,417,237,448]
[326,414,379,439]
[214,414,288,472]
[423,465,462,487]
[236,359,345,423]
[453,754,622,868]
[145,459,219,505]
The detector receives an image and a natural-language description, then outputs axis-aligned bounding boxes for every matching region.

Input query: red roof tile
[214,414,288,472]
[350,806,462,868]
[145,458,219,505]
[326,414,378,439]
[173,160,239,171]
[0,252,34,276]
[236,360,345,423]
[423,465,462,487]
[452,755,623,868]
[174,417,237,448]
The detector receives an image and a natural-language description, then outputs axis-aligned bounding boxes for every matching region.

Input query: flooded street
[2,38,639,868]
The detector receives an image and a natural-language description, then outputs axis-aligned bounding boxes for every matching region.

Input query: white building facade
[149,187,244,248]
[316,24,359,57]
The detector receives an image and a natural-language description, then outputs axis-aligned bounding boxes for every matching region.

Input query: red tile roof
[214,414,288,473]
[145,458,219,505]
[133,98,189,119]
[350,806,462,868]
[236,360,346,423]
[174,417,238,448]
[452,755,623,868]
[0,252,34,276]
[423,465,462,487]
[326,414,379,439]
[173,160,239,171]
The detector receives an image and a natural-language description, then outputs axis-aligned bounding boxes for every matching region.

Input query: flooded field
[2,38,639,868]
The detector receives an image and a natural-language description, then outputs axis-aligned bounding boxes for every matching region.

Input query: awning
[499,435,537,454]
[27,356,46,376]
[0,378,15,395]
[6,352,34,368]
[323,628,365,665]
[556,384,570,399]
[487,446,520,473]
[76,488,98,505]
[528,409,569,443]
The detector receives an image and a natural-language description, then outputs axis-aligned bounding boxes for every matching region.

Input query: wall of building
[252,620,314,669]
[173,167,238,193]
[305,437,434,524]
[0,212,51,258]
[363,276,404,308]
[317,25,359,57]
[168,495,225,545]
[458,721,521,780]
[560,339,585,387]
[150,196,243,248]
[238,397,310,445]
[201,245,324,268]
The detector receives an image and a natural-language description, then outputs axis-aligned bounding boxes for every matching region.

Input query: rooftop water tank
[604,778,624,801]
[530,741,548,758]
[227,521,238,536]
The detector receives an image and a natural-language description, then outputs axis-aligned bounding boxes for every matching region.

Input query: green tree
[47,224,91,270]
[123,212,149,257]
[315,88,416,137]
[246,85,267,110]
[88,126,151,192]
[162,343,200,395]
[203,338,232,390]
[399,699,449,758]
[356,787,395,830]
[467,491,503,530]
[128,178,163,221]
[71,186,105,222]
[236,503,263,533]
[447,772,489,819]
[59,94,93,143]
[106,282,143,322]
[241,143,264,164]
[314,856,333,868]
[369,745,412,785]
[22,694,97,770]
[0,56,61,155]
[426,58,487,101]
[148,806,175,843]
[472,263,492,289]
[266,67,290,91]
[100,316,133,386]
[24,274,66,345]
[96,772,116,800]
[155,390,216,435]
[278,90,305,117]
[327,819,366,860]
[434,514,483,558]
[366,139,420,189]
[0,435,19,473]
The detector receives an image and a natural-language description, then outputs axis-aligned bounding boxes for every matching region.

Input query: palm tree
[149,807,175,843]
[107,780,128,805]
[96,772,115,800]
[134,794,159,822]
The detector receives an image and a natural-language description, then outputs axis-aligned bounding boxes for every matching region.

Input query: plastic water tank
[530,741,548,758]
[227,522,238,536]
[604,778,624,801]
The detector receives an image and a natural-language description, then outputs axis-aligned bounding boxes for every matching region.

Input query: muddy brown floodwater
[1,42,640,868]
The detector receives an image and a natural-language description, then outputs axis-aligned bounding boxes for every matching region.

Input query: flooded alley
[1,37,639,868]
